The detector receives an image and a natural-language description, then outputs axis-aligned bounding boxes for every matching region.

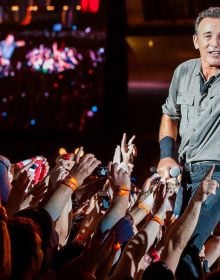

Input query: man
[0,33,25,66]
[157,6,220,280]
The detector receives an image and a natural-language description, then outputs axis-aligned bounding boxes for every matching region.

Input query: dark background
[0,0,218,185]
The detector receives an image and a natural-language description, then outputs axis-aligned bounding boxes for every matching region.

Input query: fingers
[113,145,121,163]
[75,146,84,164]
[20,159,36,172]
[157,167,170,180]
[128,135,136,146]
[121,133,136,151]
[121,132,127,148]
[205,164,215,180]
[207,179,219,195]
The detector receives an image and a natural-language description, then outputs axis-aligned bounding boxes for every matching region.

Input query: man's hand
[157,157,179,179]
[195,164,219,202]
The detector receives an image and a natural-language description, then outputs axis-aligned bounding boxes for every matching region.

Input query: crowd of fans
[0,29,105,76]
[0,133,220,280]
[0,29,105,133]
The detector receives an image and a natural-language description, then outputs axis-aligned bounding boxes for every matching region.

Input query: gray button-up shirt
[162,58,220,163]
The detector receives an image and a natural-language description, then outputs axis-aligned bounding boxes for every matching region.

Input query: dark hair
[194,7,220,34]
[142,261,175,280]
[14,207,53,253]
[205,269,220,280]
[7,216,42,280]
[14,207,58,270]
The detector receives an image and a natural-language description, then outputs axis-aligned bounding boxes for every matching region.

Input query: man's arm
[159,114,178,141]
[157,114,179,179]
[16,40,25,47]
[160,165,218,273]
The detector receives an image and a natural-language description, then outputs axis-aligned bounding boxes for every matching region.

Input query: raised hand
[69,148,101,187]
[120,133,137,164]
[108,162,131,190]
[195,164,219,202]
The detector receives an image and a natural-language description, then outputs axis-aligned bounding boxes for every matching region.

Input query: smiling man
[156,7,220,280]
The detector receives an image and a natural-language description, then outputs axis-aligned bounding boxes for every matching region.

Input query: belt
[183,161,220,173]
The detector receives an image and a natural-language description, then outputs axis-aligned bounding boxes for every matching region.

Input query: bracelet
[119,184,130,191]
[149,248,160,261]
[150,214,164,226]
[138,202,151,215]
[115,185,130,191]
[74,233,85,243]
[159,136,175,159]
[115,189,130,196]
[62,176,79,191]
[113,242,121,251]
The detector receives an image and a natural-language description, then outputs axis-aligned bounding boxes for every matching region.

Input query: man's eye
[204,35,211,40]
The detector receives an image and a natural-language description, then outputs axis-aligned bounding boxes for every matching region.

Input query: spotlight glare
[59,147,67,155]
[91,105,98,113]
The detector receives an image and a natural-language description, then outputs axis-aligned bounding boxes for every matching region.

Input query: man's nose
[210,36,220,47]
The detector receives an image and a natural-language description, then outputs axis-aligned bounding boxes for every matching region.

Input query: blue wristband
[159,136,175,159]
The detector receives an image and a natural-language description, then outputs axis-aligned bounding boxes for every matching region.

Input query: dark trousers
[174,162,220,279]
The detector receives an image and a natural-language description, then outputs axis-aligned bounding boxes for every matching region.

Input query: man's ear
[193,34,199,50]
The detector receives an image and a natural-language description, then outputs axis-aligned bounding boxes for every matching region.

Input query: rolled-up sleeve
[162,66,181,120]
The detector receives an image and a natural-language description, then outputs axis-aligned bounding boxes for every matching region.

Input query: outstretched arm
[157,114,179,179]
[160,165,219,274]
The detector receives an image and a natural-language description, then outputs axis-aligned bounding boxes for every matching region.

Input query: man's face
[6,35,14,45]
[193,17,220,68]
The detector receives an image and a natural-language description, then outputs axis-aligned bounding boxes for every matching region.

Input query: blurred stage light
[63,5,69,11]
[44,92,49,97]
[2,112,7,118]
[53,23,62,32]
[29,5,38,11]
[59,147,67,155]
[91,105,98,112]
[85,26,91,33]
[148,40,154,47]
[47,5,55,11]
[30,119,36,126]
[98,47,105,54]
[81,0,100,13]
[87,110,94,117]
[11,5,19,11]
[76,5,81,11]
[72,25,77,31]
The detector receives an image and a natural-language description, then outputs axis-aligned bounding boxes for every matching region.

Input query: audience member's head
[142,261,175,280]
[14,207,59,269]
[8,216,43,280]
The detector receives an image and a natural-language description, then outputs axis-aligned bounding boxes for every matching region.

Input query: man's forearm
[159,114,178,141]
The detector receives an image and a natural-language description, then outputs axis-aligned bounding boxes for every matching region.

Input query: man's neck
[202,65,220,81]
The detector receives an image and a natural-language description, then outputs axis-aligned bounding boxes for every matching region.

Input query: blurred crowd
[0,133,219,280]
[0,30,105,133]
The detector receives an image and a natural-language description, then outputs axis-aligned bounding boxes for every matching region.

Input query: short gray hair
[194,7,220,34]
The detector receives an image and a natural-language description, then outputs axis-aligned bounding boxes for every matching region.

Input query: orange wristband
[119,185,130,191]
[67,176,79,187]
[150,214,164,226]
[113,242,121,251]
[138,202,151,215]
[116,189,130,196]
[62,176,79,191]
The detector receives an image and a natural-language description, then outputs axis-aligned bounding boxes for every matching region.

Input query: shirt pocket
[209,91,220,117]
[177,94,195,128]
